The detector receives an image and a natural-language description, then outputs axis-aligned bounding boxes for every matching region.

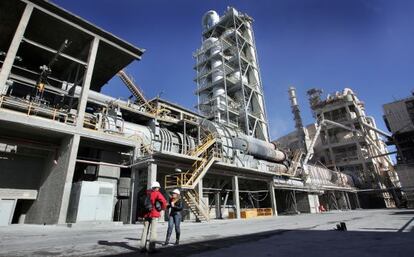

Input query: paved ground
[0,209,413,257]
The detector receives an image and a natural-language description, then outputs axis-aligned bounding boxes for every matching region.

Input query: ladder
[165,134,219,221]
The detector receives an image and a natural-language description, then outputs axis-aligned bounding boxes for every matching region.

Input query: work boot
[175,233,180,245]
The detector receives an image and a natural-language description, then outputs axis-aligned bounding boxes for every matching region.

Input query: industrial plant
[0,0,405,228]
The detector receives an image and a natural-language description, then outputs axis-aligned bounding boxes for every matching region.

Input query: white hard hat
[172,189,180,195]
[151,181,161,188]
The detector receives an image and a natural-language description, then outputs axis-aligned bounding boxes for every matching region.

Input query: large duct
[233,135,286,162]
[201,119,286,163]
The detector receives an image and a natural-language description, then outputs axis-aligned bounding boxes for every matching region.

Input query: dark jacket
[167,198,183,216]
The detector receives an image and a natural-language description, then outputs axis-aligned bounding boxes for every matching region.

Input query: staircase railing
[164,133,219,221]
[184,189,210,221]
[189,133,216,157]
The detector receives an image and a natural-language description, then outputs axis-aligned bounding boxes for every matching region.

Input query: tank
[244,22,253,42]
[202,37,220,52]
[202,10,219,31]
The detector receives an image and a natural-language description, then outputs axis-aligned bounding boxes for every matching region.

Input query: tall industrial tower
[194,7,269,141]
[288,86,309,153]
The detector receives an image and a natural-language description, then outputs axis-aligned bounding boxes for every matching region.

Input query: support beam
[268,182,278,216]
[197,178,203,201]
[215,192,221,219]
[22,37,87,66]
[147,163,157,189]
[20,0,143,60]
[345,192,352,210]
[222,191,229,219]
[76,37,99,128]
[232,176,241,219]
[0,3,33,94]
[355,192,361,209]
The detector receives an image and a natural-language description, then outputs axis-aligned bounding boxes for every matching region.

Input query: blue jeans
[166,213,181,242]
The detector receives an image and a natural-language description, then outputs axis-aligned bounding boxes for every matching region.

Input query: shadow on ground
[102,227,414,257]
[391,211,414,215]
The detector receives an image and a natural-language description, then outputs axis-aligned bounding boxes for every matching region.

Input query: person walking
[163,189,183,246]
[140,181,167,252]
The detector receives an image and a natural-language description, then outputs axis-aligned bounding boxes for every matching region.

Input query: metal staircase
[183,189,210,222]
[165,134,219,221]
[189,134,216,158]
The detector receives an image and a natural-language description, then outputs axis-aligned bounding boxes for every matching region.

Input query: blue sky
[53,0,414,140]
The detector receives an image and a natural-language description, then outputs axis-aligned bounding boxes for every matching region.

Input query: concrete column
[232,176,241,219]
[129,148,140,224]
[197,178,203,198]
[76,37,99,128]
[58,135,81,224]
[215,192,221,219]
[355,192,361,209]
[25,134,80,225]
[222,192,229,218]
[344,192,351,210]
[0,4,33,94]
[268,181,278,216]
[130,168,139,224]
[147,163,157,189]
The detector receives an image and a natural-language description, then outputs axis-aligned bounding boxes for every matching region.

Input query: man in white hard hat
[140,181,167,252]
[163,188,183,246]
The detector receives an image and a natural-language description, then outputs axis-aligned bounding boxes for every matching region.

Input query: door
[0,199,16,226]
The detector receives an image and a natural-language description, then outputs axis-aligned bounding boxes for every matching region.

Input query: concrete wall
[25,135,79,224]
[0,154,44,190]
[397,164,414,208]
[296,192,311,213]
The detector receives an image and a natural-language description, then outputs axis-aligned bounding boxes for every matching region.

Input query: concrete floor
[0,209,413,257]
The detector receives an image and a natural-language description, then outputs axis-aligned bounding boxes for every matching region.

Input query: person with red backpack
[140,181,167,252]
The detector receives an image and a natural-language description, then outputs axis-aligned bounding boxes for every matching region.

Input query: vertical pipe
[183,120,187,154]
[268,181,278,216]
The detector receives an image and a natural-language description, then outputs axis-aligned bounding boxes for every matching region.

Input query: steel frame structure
[194,9,269,141]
